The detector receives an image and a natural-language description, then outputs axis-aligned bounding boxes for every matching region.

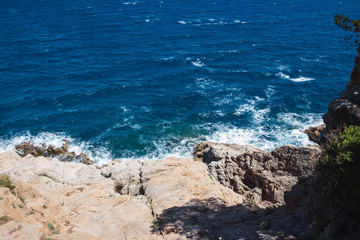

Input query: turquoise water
[0,0,359,164]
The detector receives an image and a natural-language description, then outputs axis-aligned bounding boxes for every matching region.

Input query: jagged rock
[193,142,320,206]
[1,152,266,239]
[347,46,360,89]
[304,125,325,144]
[14,140,93,165]
[323,93,360,130]
[323,47,360,130]
[15,142,45,157]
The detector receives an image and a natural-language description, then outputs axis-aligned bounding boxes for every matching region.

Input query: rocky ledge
[0,142,320,240]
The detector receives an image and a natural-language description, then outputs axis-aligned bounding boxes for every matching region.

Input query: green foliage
[259,220,271,231]
[334,14,360,46]
[319,126,360,195]
[47,222,55,231]
[319,126,360,174]
[0,174,15,191]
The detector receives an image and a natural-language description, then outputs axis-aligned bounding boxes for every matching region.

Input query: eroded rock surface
[194,142,320,206]
[0,142,323,240]
[15,140,94,165]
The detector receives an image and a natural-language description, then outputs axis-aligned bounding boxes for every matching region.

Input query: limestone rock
[0,148,322,240]
[101,159,143,196]
[193,142,320,206]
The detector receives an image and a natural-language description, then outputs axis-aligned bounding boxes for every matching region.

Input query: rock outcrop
[0,151,249,240]
[0,143,322,240]
[15,140,94,165]
[304,125,325,144]
[347,46,360,89]
[322,47,360,131]
[193,142,320,207]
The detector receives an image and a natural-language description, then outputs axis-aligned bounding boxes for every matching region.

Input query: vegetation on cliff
[334,14,360,46]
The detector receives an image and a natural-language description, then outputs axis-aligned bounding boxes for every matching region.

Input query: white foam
[123,1,138,5]
[234,20,247,23]
[265,85,275,98]
[205,113,322,151]
[178,20,187,25]
[290,76,314,82]
[276,64,290,71]
[0,132,113,166]
[276,72,314,82]
[276,72,291,79]
[192,59,204,67]
[234,100,270,123]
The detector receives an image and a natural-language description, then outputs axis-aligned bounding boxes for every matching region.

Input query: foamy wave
[206,113,323,150]
[0,132,113,166]
[192,59,204,67]
[290,76,314,82]
[123,1,139,5]
[178,19,247,26]
[234,99,270,123]
[276,72,314,82]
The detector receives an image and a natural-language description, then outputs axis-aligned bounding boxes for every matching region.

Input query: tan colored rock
[0,146,317,240]
[101,159,143,196]
[0,152,156,240]
[304,125,325,144]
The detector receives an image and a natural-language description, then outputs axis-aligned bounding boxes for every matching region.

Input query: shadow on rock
[151,197,310,240]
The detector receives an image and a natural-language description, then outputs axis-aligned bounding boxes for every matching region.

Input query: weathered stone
[14,141,93,165]
[323,97,360,130]
[304,125,325,144]
[193,142,320,206]
[101,160,143,196]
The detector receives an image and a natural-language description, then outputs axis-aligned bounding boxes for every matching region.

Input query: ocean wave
[276,72,314,82]
[205,113,323,151]
[191,59,205,67]
[123,1,139,5]
[234,98,270,123]
[0,132,113,166]
[178,19,247,26]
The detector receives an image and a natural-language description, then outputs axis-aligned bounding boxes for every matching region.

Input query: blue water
[1,0,359,164]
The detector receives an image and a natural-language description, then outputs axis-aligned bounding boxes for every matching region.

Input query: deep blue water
[0,0,359,164]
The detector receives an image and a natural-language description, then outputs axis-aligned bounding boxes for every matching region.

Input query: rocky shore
[0,142,320,240]
[1,43,360,240]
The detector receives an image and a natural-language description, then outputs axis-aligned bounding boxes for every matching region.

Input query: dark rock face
[347,46,360,89]
[15,140,94,165]
[194,142,320,206]
[323,48,360,131]
[323,87,360,130]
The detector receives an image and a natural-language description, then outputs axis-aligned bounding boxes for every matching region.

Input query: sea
[0,0,359,165]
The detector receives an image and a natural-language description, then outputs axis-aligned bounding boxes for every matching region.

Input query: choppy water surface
[0,0,359,164]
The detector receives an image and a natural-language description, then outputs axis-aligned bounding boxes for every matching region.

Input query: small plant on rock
[0,174,15,191]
